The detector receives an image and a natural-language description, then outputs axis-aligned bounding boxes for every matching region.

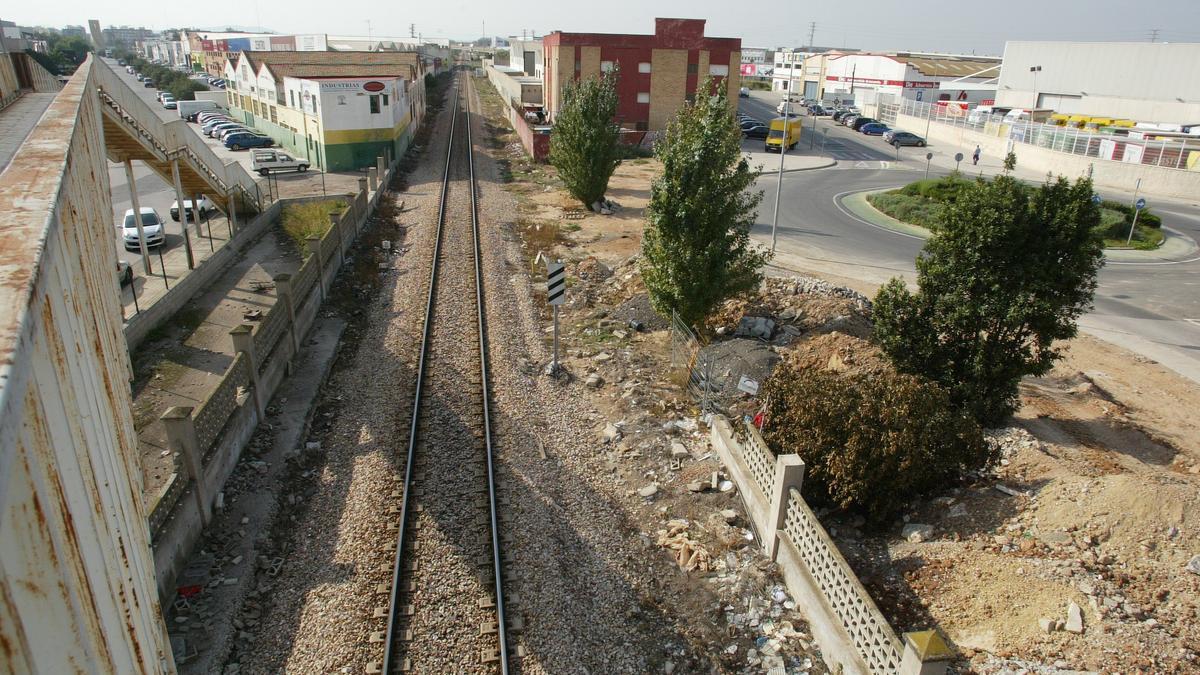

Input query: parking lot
[105,59,363,316]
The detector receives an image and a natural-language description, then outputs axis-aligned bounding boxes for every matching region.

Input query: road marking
[832,187,925,240]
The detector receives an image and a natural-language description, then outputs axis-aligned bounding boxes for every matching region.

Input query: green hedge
[867,192,945,231]
[1099,199,1161,229]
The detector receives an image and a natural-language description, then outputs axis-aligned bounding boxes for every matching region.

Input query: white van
[252,150,310,176]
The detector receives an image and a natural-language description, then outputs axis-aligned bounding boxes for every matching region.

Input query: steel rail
[464,72,511,675]
[381,77,460,674]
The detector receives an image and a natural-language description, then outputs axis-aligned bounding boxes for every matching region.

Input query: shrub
[548,71,622,208]
[867,191,945,231]
[1099,199,1161,229]
[873,172,1104,425]
[760,365,993,523]
[281,199,347,256]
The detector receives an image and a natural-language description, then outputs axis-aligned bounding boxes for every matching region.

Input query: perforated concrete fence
[709,414,950,675]
[193,353,251,454]
[783,488,903,673]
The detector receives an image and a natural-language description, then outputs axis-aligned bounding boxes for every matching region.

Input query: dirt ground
[486,107,1200,672]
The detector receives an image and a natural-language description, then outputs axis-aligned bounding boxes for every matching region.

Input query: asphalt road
[740,91,1200,383]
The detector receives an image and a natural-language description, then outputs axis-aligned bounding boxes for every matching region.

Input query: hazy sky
[10,0,1200,55]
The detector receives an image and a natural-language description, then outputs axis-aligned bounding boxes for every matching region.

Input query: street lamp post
[770,56,796,254]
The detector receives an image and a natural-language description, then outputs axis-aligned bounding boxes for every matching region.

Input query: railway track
[368,69,515,674]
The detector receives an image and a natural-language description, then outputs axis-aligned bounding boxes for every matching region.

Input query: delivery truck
[765,117,801,153]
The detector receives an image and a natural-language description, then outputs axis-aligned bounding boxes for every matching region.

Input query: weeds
[281,199,348,256]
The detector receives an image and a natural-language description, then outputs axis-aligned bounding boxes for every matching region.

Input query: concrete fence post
[229,324,266,419]
[330,212,345,267]
[376,155,386,184]
[358,176,368,200]
[766,452,806,560]
[161,406,211,526]
[229,195,239,236]
[274,272,300,359]
[899,630,955,675]
[307,236,326,299]
[368,165,378,192]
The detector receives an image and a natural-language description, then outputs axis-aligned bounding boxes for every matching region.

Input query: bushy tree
[640,79,769,327]
[761,365,992,523]
[549,71,621,209]
[873,170,1104,425]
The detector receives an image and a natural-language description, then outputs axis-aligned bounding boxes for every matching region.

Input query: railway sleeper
[481,644,527,663]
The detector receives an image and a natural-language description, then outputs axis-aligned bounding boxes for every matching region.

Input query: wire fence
[879,98,1200,172]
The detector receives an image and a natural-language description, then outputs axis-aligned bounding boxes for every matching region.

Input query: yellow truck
[765,117,801,153]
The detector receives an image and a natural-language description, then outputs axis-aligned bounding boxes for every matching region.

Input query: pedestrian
[972,145,981,166]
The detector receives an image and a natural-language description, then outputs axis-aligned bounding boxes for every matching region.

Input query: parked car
[807,105,827,116]
[170,196,214,221]
[206,122,245,137]
[776,100,805,114]
[886,131,926,147]
[117,59,127,67]
[155,90,168,102]
[118,208,165,251]
[252,150,309,175]
[163,100,177,110]
[739,119,762,131]
[859,122,889,136]
[224,132,274,150]
[200,117,232,133]
[135,73,144,81]
[117,260,133,286]
[198,112,231,125]
[742,124,770,140]
[217,126,253,142]
[739,87,750,98]
[849,116,876,131]
[841,114,860,127]
[143,79,155,88]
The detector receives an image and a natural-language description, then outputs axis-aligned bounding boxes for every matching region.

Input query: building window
[269,106,277,123]
[687,63,697,75]
[710,64,729,76]
[382,94,389,106]
[600,60,614,73]
[369,94,381,114]
[638,62,651,74]
[636,92,650,104]
[290,90,295,107]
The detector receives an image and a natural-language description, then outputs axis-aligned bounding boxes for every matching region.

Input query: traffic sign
[954,152,964,162]
[1135,197,1147,210]
[926,152,934,160]
[547,261,565,305]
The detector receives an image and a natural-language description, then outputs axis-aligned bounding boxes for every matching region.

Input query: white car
[252,150,309,175]
[170,196,214,221]
[119,208,166,251]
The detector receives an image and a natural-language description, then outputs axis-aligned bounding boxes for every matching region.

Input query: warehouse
[224,51,425,171]
[995,41,1200,124]
[542,17,740,131]
[822,52,1001,107]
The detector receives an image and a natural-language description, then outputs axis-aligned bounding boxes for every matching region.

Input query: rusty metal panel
[0,57,175,674]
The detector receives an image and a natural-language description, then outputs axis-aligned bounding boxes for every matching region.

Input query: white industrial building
[995,41,1200,124]
[822,52,1000,106]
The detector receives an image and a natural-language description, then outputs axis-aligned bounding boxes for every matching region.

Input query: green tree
[548,71,621,209]
[640,78,769,327]
[761,366,992,523]
[873,171,1104,425]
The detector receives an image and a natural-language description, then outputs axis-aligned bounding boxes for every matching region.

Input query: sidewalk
[120,216,236,318]
[0,93,57,173]
[131,228,303,509]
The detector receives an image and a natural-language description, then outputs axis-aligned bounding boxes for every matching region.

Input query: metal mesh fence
[888,97,1200,171]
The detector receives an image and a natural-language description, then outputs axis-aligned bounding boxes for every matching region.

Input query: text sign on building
[547,261,566,305]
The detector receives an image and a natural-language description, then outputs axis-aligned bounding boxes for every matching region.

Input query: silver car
[120,208,166,251]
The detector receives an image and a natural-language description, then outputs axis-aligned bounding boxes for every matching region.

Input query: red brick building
[542,18,741,131]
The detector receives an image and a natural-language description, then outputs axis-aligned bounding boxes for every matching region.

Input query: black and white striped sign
[547,261,565,305]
